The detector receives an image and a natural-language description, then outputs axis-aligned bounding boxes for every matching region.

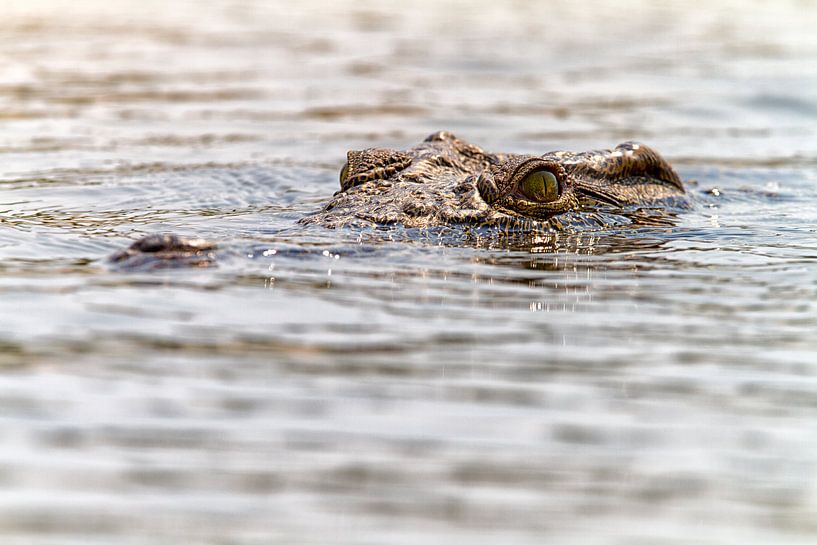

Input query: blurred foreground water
[2,1,817,544]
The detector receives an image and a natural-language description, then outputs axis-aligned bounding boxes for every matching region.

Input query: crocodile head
[109,133,686,270]
[301,131,685,231]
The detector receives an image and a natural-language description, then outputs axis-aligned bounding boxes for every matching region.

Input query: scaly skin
[300,131,684,231]
[110,132,685,268]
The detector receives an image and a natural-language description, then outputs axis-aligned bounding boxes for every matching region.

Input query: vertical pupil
[543,172,556,199]
[522,170,559,202]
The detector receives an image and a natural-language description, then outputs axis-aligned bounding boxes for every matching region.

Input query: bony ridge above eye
[520,169,560,202]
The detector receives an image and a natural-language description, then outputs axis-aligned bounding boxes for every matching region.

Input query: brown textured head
[302,132,685,230]
[340,148,413,192]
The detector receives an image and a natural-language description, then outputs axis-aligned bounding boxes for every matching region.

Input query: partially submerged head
[305,131,683,230]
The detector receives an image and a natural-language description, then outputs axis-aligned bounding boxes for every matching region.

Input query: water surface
[2,1,817,544]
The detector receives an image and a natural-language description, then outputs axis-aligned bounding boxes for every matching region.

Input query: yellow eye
[520,169,560,202]
[339,162,350,184]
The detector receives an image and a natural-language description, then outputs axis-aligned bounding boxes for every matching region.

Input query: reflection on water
[2,0,817,544]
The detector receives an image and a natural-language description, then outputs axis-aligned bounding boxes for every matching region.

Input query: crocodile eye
[339,162,350,185]
[520,169,560,202]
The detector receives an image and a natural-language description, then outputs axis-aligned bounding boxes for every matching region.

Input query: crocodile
[109,131,685,269]
[301,131,684,230]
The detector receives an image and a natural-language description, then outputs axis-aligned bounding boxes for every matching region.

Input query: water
[2,0,817,543]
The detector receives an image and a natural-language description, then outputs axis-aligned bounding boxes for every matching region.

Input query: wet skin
[300,131,684,230]
[110,131,685,269]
